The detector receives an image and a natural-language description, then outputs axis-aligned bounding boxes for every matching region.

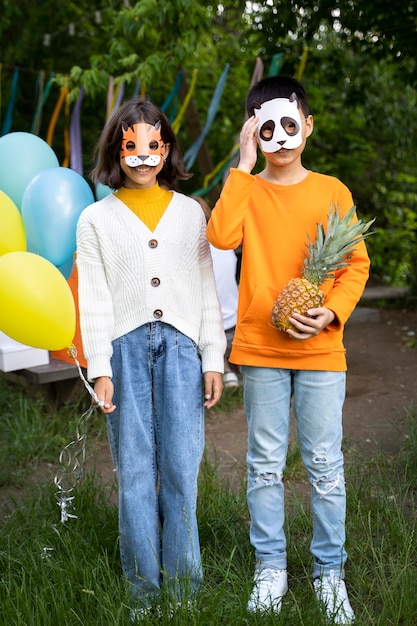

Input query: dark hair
[91,98,191,189]
[246,75,310,118]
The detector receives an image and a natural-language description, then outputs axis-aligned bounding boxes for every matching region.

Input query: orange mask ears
[120,121,165,167]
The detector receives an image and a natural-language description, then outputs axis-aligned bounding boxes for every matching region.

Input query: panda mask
[254,93,303,153]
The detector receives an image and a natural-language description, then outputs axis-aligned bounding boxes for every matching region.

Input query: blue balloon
[57,254,75,280]
[21,167,94,267]
[26,237,40,255]
[95,182,113,200]
[26,237,74,279]
[0,132,59,210]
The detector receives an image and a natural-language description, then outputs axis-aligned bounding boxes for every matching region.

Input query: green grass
[0,379,103,488]
[1,378,417,624]
[210,381,244,414]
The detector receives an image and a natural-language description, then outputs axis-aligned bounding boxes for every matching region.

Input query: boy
[207,75,370,624]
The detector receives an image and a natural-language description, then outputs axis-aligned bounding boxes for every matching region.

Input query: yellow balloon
[0,251,76,350]
[0,189,27,255]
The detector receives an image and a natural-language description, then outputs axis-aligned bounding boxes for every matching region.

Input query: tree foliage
[1,0,416,293]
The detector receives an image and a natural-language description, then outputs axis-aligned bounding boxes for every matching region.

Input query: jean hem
[255,558,287,572]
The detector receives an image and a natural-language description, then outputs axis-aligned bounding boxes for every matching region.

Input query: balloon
[0,190,27,255]
[95,182,113,200]
[57,254,75,280]
[21,167,95,266]
[0,251,76,350]
[0,132,59,210]
[26,237,40,255]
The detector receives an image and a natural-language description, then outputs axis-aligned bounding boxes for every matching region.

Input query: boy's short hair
[246,75,310,118]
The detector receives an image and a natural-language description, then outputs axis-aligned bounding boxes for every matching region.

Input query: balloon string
[53,344,104,523]
[53,402,96,523]
[67,343,104,408]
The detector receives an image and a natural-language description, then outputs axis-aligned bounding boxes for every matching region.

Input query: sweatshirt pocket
[239,285,279,343]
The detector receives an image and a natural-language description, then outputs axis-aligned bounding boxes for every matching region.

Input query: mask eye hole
[259,121,275,141]
[149,140,159,151]
[126,141,136,152]
[281,117,300,136]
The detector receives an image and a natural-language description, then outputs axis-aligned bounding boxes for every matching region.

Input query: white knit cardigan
[76,191,226,381]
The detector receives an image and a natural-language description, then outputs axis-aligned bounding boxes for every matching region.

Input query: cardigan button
[151,277,160,287]
[148,239,158,248]
[153,309,163,319]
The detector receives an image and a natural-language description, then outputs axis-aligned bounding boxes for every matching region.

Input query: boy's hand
[238,116,259,173]
[203,371,224,409]
[286,307,336,341]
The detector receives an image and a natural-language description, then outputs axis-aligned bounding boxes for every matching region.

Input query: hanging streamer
[46,86,69,147]
[106,76,115,121]
[62,96,71,168]
[105,77,125,122]
[172,68,198,135]
[1,67,20,136]
[132,80,140,98]
[222,57,265,184]
[251,56,265,87]
[203,144,239,190]
[69,86,85,175]
[31,73,54,136]
[107,82,125,122]
[31,71,45,135]
[160,70,183,119]
[294,47,309,81]
[268,52,284,77]
[183,64,230,171]
[193,146,240,197]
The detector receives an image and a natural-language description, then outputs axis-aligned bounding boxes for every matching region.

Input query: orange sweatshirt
[206,169,371,371]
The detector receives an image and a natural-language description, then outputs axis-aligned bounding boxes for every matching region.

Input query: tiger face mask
[120,121,167,166]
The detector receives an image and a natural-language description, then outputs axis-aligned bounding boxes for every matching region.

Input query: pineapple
[271,205,375,332]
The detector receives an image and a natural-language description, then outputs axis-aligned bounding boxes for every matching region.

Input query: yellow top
[115,185,173,231]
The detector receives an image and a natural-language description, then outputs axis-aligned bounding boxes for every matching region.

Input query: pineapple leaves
[303,205,376,285]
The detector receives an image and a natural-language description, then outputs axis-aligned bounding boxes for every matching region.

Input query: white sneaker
[247,568,288,613]
[314,570,355,624]
[223,371,239,389]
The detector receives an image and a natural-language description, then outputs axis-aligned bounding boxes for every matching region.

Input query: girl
[76,99,225,615]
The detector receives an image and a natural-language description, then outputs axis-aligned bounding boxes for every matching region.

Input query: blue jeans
[107,323,204,603]
[241,366,347,579]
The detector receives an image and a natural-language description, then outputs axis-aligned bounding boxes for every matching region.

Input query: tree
[2,1,416,292]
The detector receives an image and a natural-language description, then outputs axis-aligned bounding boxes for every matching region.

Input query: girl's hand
[238,116,259,173]
[203,371,224,409]
[93,376,116,414]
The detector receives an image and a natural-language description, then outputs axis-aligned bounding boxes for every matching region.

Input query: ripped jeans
[241,366,347,578]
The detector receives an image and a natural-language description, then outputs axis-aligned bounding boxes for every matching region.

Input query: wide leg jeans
[107,323,204,602]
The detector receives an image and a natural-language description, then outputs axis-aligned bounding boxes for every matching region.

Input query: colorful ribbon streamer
[221,56,265,184]
[172,68,198,135]
[268,52,284,77]
[106,81,125,122]
[69,86,85,175]
[46,86,69,147]
[294,47,309,81]
[1,67,19,136]
[31,72,55,135]
[161,70,183,120]
[183,64,230,171]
